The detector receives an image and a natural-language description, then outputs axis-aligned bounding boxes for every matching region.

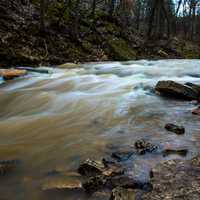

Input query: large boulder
[142,155,200,200]
[155,80,199,100]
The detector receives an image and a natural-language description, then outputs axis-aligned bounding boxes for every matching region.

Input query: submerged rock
[111,148,134,162]
[164,123,185,135]
[192,107,200,115]
[0,69,27,80]
[155,80,199,100]
[142,155,200,200]
[0,160,20,175]
[42,178,82,191]
[110,187,136,200]
[162,149,188,157]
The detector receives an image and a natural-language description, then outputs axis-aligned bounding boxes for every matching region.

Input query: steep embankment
[0,0,200,68]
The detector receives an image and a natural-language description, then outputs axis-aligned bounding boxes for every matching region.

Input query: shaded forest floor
[0,1,200,68]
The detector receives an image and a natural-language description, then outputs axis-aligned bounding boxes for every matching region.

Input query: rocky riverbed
[0,60,200,200]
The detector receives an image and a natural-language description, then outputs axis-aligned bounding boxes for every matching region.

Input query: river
[0,59,200,199]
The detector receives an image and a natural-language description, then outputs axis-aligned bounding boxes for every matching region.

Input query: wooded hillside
[0,0,200,67]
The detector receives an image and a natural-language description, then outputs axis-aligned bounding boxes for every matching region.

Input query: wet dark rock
[83,174,151,194]
[0,160,20,175]
[185,82,200,95]
[142,155,200,200]
[78,159,105,177]
[134,139,158,155]
[102,157,118,168]
[162,149,188,157]
[155,80,199,100]
[164,123,185,135]
[192,107,200,115]
[78,159,124,178]
[111,148,134,162]
[110,187,136,200]
[83,175,107,193]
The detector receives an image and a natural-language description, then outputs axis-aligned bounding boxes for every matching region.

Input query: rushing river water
[0,59,200,200]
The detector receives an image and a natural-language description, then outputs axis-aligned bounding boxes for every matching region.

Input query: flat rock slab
[155,80,199,100]
[42,177,82,191]
[142,155,200,200]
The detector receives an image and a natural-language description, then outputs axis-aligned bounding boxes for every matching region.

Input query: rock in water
[142,155,200,200]
[134,139,158,155]
[162,149,188,157]
[155,80,199,100]
[165,123,185,135]
[78,159,105,177]
[0,69,27,80]
[0,160,19,175]
[42,178,82,191]
[192,107,200,115]
[110,187,136,200]
[78,159,124,178]
[185,82,200,96]
[111,148,134,162]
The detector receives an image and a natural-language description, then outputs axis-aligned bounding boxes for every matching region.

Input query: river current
[0,59,200,199]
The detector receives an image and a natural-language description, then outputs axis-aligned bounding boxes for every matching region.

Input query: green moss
[104,22,119,34]
[106,36,137,60]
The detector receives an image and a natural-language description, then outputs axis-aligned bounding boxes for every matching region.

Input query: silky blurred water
[0,60,200,200]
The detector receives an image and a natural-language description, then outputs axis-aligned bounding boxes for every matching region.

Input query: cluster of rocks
[42,139,156,199]
[155,80,200,115]
[41,137,191,200]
